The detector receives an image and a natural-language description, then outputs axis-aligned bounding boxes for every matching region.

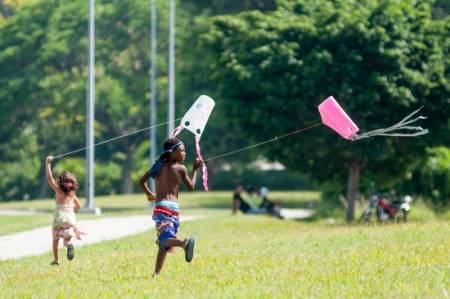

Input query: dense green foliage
[400,147,450,209]
[0,0,448,218]
[199,0,449,219]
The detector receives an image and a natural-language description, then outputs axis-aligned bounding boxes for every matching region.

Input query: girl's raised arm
[45,156,59,192]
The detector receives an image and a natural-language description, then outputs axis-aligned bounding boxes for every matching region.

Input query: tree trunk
[121,144,135,194]
[38,164,50,199]
[346,160,361,223]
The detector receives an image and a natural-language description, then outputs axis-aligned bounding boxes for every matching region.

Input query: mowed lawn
[1,214,449,298]
[1,192,449,297]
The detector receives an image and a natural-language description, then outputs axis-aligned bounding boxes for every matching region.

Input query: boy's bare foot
[50,261,59,266]
[67,244,75,261]
[184,237,195,263]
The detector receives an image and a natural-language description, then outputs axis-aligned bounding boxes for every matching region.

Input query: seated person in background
[232,185,265,215]
[233,185,284,218]
[259,186,284,219]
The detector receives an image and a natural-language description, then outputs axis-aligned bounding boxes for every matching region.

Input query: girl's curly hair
[58,171,79,193]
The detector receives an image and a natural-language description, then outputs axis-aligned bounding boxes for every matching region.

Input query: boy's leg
[164,238,188,249]
[153,248,167,276]
[164,237,195,263]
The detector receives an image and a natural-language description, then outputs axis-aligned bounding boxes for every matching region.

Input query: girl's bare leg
[52,239,59,264]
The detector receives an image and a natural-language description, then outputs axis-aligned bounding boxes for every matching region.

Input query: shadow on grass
[291,199,344,223]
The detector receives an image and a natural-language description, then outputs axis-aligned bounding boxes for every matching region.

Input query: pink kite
[318,96,428,141]
[318,96,359,140]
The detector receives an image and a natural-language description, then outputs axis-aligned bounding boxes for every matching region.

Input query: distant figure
[232,185,269,215]
[258,186,283,219]
[259,186,270,209]
[45,156,85,266]
[139,137,202,277]
[233,185,250,214]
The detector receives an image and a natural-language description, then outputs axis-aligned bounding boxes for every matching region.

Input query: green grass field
[1,192,449,298]
[1,215,448,298]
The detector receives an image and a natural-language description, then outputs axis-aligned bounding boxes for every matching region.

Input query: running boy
[139,137,202,276]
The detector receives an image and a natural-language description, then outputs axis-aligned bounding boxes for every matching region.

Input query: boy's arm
[139,170,156,201]
[179,159,202,191]
[74,196,81,212]
[45,156,59,192]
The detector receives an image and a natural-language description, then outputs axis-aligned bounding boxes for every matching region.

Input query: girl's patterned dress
[52,202,84,246]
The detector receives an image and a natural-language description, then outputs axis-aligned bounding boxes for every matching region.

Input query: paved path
[0,215,199,260]
[0,208,313,260]
[280,208,314,220]
[0,209,44,216]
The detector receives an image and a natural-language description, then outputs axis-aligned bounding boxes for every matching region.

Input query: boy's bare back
[138,139,202,203]
[155,163,193,201]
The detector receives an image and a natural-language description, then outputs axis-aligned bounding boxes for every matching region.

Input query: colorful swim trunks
[152,200,180,251]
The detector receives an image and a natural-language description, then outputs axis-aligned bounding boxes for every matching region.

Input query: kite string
[53,117,183,159]
[205,123,322,162]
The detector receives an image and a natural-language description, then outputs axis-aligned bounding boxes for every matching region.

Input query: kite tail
[195,136,209,191]
[170,124,208,191]
[351,107,429,141]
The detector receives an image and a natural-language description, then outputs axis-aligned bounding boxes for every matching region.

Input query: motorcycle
[360,194,413,223]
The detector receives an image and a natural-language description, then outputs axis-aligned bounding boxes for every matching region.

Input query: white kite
[172,95,215,190]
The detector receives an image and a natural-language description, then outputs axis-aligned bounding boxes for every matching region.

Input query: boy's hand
[193,158,203,171]
[46,156,54,163]
[147,194,156,202]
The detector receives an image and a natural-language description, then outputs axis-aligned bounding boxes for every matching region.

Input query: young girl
[45,156,84,265]
[139,137,202,277]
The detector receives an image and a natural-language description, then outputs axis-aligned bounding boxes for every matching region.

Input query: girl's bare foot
[50,261,59,266]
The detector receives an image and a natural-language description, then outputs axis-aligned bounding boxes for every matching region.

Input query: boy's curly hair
[58,171,79,193]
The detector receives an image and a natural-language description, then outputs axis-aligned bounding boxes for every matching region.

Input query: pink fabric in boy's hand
[318,96,359,140]
[195,136,208,191]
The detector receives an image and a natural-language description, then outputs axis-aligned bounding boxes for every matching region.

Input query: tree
[0,0,177,197]
[200,0,449,221]
[401,147,450,209]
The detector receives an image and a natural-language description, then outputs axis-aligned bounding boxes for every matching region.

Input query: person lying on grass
[139,137,202,277]
[45,156,85,266]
